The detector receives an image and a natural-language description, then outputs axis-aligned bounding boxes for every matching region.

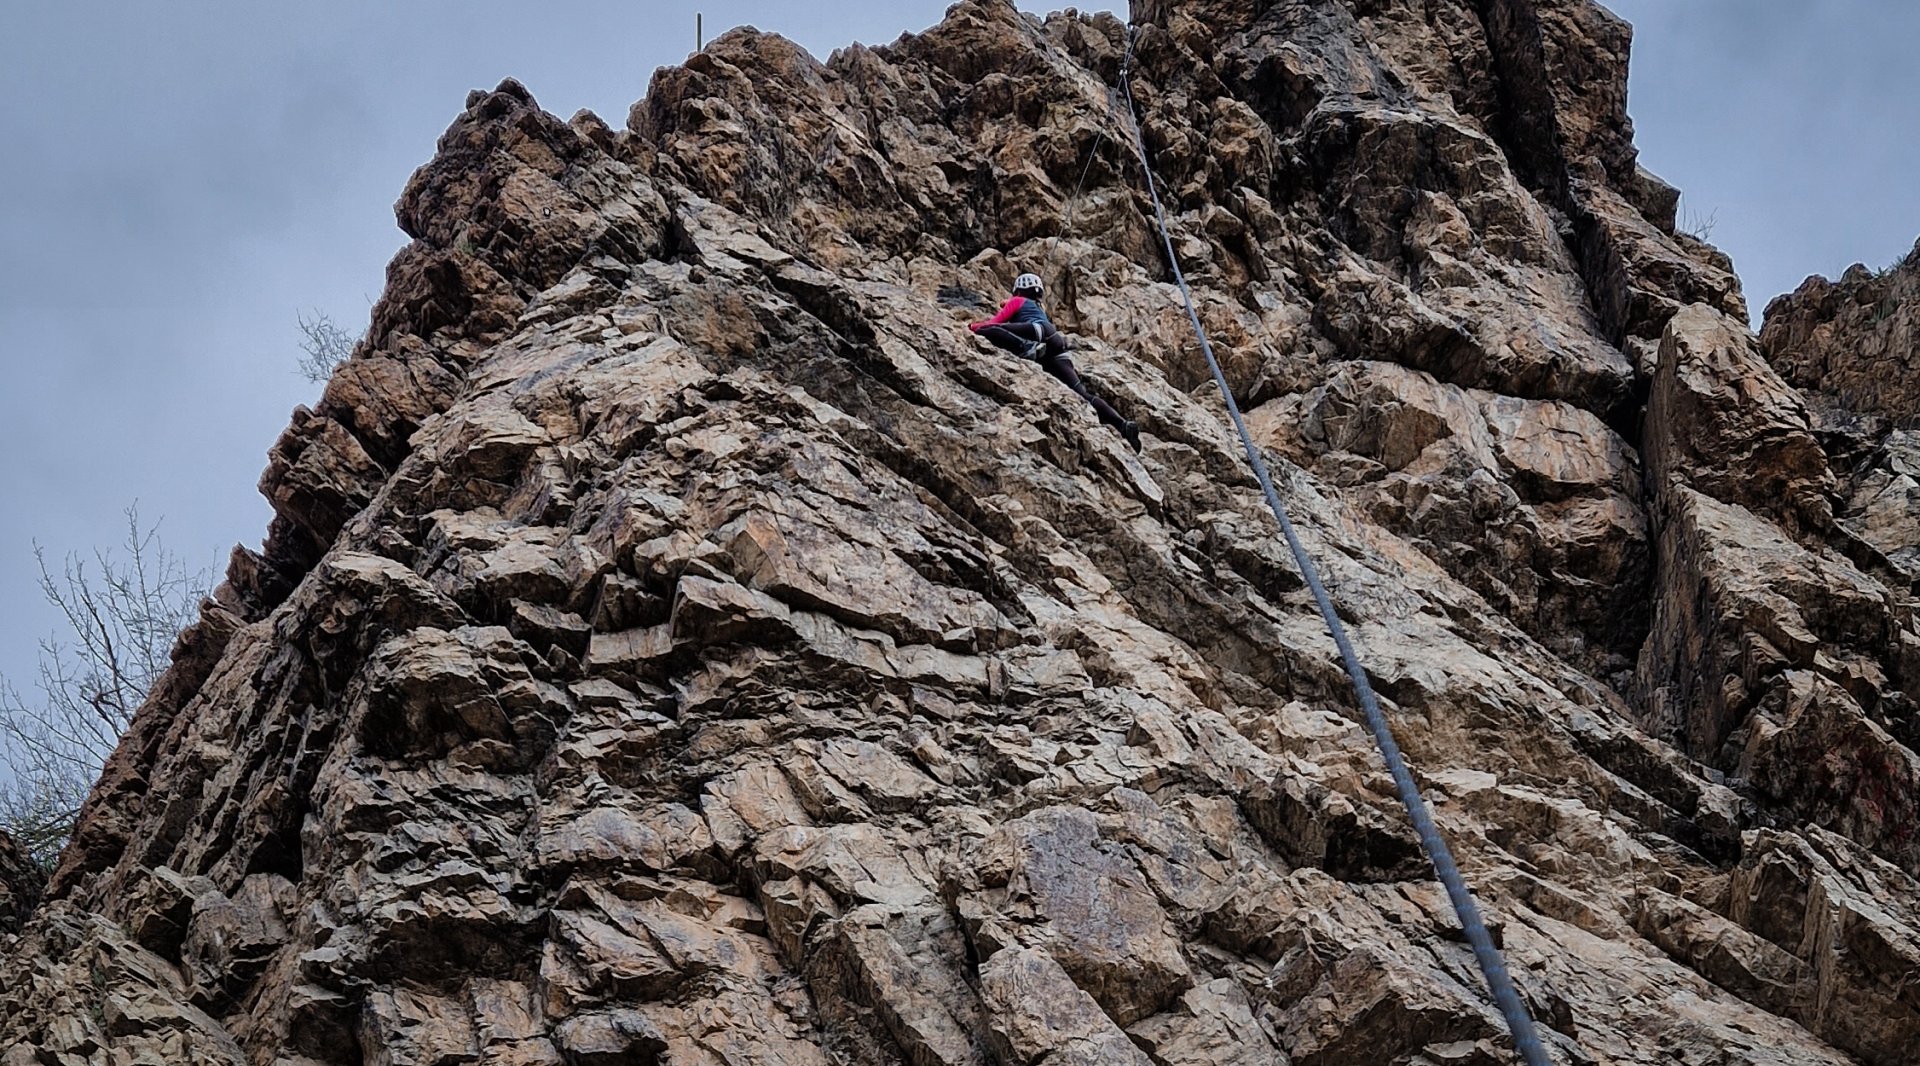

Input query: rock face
[1761,240,1920,428]
[4,2,1919,1064]
[1761,241,1920,591]
[0,828,43,934]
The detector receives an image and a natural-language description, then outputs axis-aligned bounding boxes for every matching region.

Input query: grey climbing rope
[1026,13,1110,296]
[1050,86,1120,318]
[1059,112,1109,249]
[1113,28,1554,1066]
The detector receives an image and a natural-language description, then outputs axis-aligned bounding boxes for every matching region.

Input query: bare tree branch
[295,309,357,384]
[0,504,211,867]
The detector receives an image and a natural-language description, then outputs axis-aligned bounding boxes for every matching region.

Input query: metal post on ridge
[697,12,704,51]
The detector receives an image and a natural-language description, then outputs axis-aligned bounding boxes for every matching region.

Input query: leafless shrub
[1678,202,1719,242]
[0,507,210,866]
[295,309,357,384]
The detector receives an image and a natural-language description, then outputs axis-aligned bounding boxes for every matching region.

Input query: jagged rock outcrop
[1760,241,1920,592]
[1762,239,1920,428]
[0,828,42,934]
[5,2,1919,1064]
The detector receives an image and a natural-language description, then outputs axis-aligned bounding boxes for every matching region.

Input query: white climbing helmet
[1013,272,1044,297]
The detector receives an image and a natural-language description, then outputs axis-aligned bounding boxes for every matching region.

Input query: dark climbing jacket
[969,296,1053,332]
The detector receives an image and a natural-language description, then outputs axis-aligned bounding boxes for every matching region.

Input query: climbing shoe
[1122,420,1142,453]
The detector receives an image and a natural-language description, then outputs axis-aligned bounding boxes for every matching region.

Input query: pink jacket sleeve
[969,297,1025,332]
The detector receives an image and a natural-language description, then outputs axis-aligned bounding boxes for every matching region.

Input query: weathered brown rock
[1760,245,1920,596]
[1836,428,1920,587]
[0,829,41,934]
[1128,978,1282,1066]
[1761,239,1920,428]
[1638,826,1920,1064]
[1637,488,1892,757]
[5,2,1919,1065]
[960,805,1194,1025]
[1645,304,1835,534]
[1636,283,1920,910]
[1256,358,1650,683]
[978,947,1153,1066]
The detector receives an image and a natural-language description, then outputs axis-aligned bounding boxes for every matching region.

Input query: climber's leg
[1039,347,1126,432]
[977,323,1045,360]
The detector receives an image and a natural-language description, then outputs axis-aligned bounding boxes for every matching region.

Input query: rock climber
[969,272,1142,452]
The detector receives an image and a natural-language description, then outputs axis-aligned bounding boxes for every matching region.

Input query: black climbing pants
[977,323,1127,432]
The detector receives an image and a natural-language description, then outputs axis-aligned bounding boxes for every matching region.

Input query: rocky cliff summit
[4,2,1918,1064]
[1759,242,1920,598]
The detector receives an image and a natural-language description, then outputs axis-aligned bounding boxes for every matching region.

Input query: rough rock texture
[0,828,43,934]
[1761,239,1920,428]
[4,2,1919,1065]
[1761,240,1920,592]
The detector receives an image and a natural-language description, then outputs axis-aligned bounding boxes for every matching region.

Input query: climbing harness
[1113,27,1555,1066]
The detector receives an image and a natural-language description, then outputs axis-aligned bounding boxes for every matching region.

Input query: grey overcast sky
[0,0,1915,707]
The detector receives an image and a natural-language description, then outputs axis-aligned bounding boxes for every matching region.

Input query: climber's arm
[969,297,1025,332]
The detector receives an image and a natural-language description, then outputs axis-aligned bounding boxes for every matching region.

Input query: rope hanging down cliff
[1112,30,1555,1066]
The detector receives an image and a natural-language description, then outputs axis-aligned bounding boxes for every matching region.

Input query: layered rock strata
[0,829,42,934]
[1761,242,1920,592]
[4,2,1918,1065]
[1762,240,1920,429]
